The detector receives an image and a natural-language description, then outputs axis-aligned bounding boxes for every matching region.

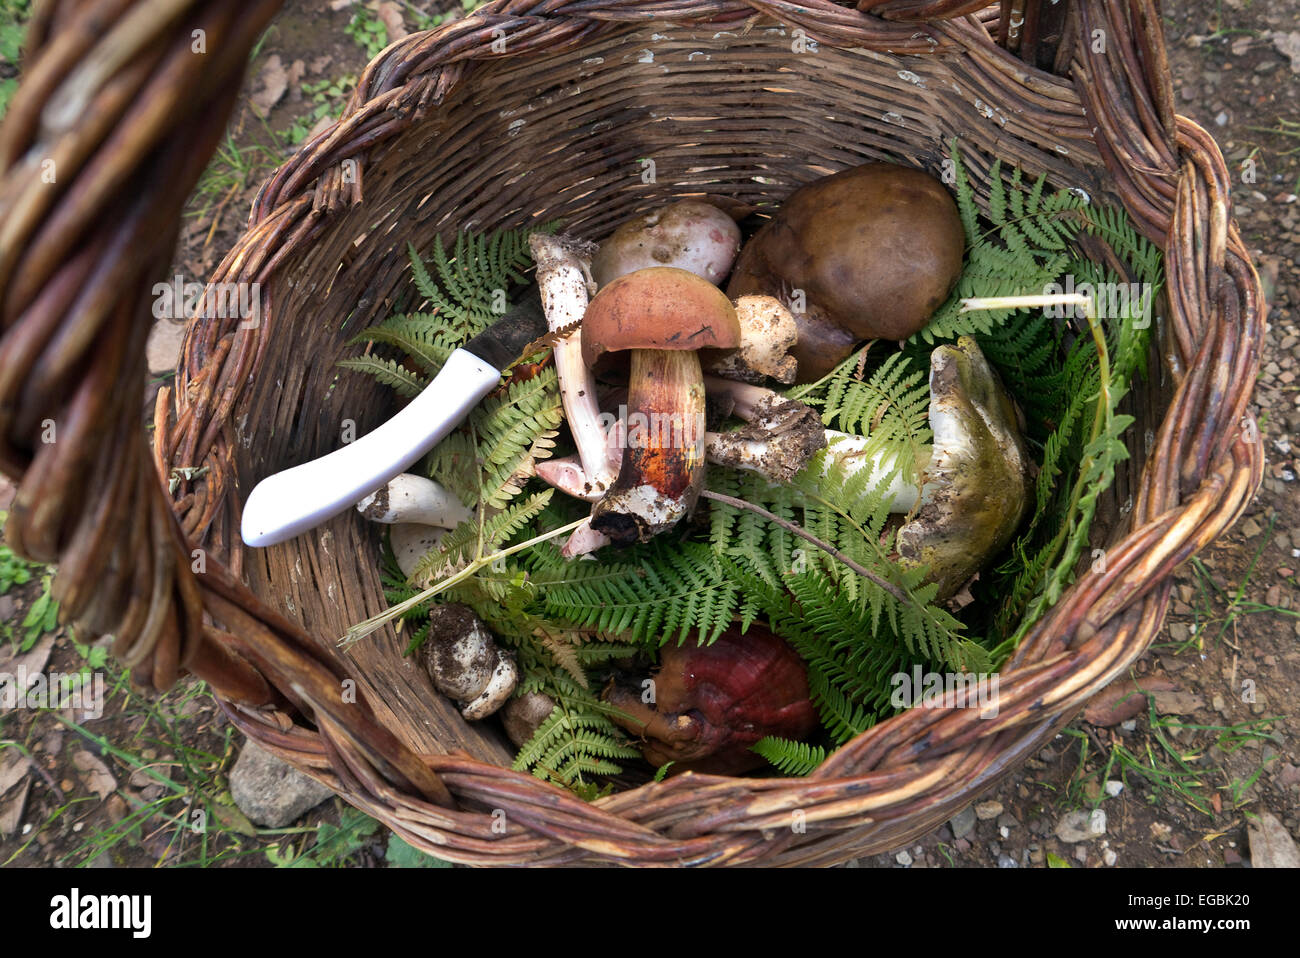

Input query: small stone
[1029,847,1045,864]
[895,850,913,867]
[1241,517,1263,538]
[954,838,971,853]
[1215,111,1229,127]
[1104,780,1124,797]
[1213,694,1227,713]
[1074,844,1089,864]
[997,813,1018,831]
[1102,848,1118,866]
[975,800,1003,820]
[105,795,128,824]
[999,826,1010,839]
[1247,812,1300,868]
[997,854,1018,868]
[1121,719,1137,732]
[1223,848,1242,865]
[1055,808,1107,843]
[1150,821,1173,841]
[146,320,188,376]
[229,740,334,828]
[949,805,977,839]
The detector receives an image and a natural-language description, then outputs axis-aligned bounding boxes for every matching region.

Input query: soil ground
[0,0,1297,869]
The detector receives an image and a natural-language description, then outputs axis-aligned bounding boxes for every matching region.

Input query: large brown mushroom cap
[581,266,741,377]
[727,163,965,382]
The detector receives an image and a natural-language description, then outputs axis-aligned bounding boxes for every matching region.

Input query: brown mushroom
[581,267,741,543]
[727,163,965,382]
[603,623,819,776]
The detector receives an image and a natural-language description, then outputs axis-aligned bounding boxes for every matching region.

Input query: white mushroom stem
[821,434,922,513]
[541,428,883,503]
[560,518,610,559]
[357,473,473,528]
[529,233,618,495]
[548,416,625,557]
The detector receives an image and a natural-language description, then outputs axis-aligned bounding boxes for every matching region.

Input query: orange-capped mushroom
[580,267,741,544]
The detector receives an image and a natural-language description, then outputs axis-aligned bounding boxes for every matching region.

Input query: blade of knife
[241,288,550,548]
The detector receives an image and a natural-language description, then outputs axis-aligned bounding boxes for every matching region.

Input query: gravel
[949,805,977,839]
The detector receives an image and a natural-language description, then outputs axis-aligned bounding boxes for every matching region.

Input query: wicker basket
[0,0,1263,866]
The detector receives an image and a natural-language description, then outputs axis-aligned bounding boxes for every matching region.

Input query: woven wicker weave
[0,0,1263,865]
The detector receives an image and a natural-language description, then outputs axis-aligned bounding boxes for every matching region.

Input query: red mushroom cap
[581,267,741,378]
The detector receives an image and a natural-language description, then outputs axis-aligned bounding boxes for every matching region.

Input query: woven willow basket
[0,0,1263,866]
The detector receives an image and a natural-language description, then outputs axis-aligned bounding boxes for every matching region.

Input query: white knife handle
[240,348,501,547]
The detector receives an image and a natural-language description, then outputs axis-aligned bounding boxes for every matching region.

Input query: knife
[240,292,549,547]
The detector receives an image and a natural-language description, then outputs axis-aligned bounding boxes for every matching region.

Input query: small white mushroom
[704,295,799,385]
[419,604,518,720]
[502,691,557,747]
[356,473,472,528]
[389,523,447,579]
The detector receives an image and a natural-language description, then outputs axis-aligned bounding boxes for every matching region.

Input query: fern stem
[962,293,1113,639]
[341,516,589,646]
[699,490,910,604]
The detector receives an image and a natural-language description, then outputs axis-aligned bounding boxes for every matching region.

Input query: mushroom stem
[529,233,618,494]
[590,348,707,544]
[703,376,922,507]
[561,518,611,559]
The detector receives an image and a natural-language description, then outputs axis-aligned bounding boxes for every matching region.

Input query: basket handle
[0,0,454,809]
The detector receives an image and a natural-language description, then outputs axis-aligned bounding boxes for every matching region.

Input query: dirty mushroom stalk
[529,233,618,496]
[593,347,708,541]
[702,375,917,500]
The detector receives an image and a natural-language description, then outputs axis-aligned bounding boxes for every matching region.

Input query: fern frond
[335,356,428,398]
[751,737,827,776]
[539,540,739,646]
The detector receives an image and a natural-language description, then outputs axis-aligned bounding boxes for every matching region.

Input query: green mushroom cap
[896,337,1031,599]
